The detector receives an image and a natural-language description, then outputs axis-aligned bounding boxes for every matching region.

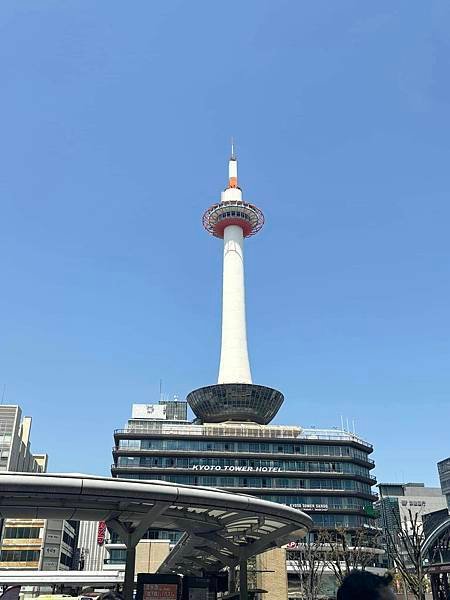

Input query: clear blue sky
[1,1,449,485]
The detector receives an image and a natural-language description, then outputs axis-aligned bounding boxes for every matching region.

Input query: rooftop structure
[188,148,283,424]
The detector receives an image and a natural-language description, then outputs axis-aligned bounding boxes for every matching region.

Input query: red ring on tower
[203,201,265,239]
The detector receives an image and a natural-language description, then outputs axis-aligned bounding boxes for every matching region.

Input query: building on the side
[0,405,78,573]
[76,521,108,571]
[0,405,47,474]
[438,458,450,510]
[377,482,447,528]
[421,458,450,600]
[376,482,447,569]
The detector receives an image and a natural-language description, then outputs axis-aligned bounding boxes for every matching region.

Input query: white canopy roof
[0,473,312,575]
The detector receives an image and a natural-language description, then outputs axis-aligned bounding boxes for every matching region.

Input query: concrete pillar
[256,548,288,600]
[229,565,236,593]
[123,546,136,600]
[218,224,252,384]
[239,559,248,600]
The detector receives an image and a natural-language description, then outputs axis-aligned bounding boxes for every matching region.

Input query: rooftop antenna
[340,415,344,431]
[231,137,235,159]
[159,379,163,403]
[1,384,6,405]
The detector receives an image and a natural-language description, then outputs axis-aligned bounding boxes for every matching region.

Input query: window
[3,527,40,539]
[60,551,73,567]
[63,530,74,547]
[0,550,40,563]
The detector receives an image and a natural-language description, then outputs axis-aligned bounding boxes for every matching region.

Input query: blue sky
[0,1,449,485]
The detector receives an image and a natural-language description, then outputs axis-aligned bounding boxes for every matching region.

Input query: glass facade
[116,438,373,462]
[187,384,284,424]
[112,418,377,530]
[438,458,450,508]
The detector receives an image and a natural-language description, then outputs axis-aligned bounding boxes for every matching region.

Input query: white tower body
[202,150,265,386]
[190,146,284,426]
[218,223,252,384]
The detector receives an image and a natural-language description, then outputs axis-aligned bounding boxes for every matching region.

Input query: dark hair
[337,570,393,600]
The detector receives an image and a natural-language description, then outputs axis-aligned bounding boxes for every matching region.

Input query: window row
[0,550,40,563]
[115,455,371,477]
[311,514,373,528]
[121,472,372,493]
[3,527,41,539]
[217,210,252,221]
[259,495,368,508]
[117,439,371,461]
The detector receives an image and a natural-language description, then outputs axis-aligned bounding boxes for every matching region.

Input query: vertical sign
[97,521,106,545]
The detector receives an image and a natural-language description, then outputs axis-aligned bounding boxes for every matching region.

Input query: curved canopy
[0,473,311,574]
[422,516,450,556]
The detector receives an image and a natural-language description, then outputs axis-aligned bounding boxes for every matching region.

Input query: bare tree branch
[288,531,329,600]
[379,492,427,600]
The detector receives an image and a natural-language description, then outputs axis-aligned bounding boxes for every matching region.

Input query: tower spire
[228,139,238,189]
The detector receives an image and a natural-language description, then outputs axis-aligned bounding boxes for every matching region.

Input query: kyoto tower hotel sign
[187,147,284,424]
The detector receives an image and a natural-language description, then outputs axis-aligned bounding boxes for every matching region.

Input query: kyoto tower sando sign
[187,145,284,424]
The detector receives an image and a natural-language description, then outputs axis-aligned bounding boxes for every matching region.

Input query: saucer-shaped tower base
[187,383,284,425]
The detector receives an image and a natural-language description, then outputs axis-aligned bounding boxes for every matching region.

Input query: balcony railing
[114,423,373,449]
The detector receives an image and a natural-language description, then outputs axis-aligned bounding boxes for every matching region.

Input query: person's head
[337,571,395,600]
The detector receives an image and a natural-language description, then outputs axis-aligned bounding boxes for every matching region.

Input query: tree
[380,497,428,600]
[287,531,329,600]
[323,527,383,586]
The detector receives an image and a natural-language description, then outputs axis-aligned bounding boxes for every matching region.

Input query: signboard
[289,503,328,511]
[143,584,178,600]
[42,559,58,570]
[191,464,281,472]
[132,404,167,420]
[137,574,181,600]
[97,521,106,545]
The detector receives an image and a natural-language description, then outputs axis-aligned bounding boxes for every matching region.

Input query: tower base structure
[187,383,284,425]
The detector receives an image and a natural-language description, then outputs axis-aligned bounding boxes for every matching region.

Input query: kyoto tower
[187,146,284,424]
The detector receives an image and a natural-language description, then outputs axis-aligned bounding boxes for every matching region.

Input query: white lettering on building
[191,465,282,472]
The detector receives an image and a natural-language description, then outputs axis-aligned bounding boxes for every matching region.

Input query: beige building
[0,405,78,572]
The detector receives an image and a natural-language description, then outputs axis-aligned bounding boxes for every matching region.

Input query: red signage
[97,521,106,546]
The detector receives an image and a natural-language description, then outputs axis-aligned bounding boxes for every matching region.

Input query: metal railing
[114,423,373,449]
[115,423,302,439]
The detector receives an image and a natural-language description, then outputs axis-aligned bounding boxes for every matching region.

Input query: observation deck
[187,383,284,425]
[203,200,264,239]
